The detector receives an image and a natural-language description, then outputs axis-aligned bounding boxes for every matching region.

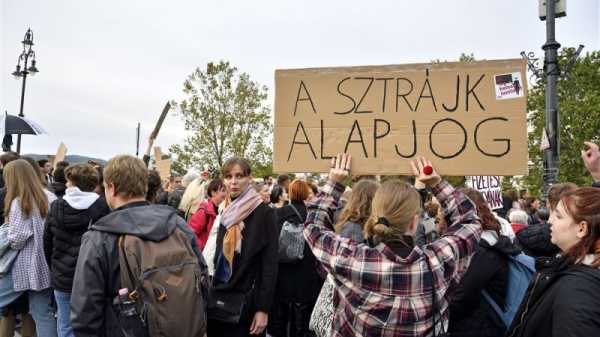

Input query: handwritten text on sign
[470,175,503,210]
[273,59,528,175]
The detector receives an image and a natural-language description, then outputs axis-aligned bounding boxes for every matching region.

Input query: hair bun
[372,223,393,237]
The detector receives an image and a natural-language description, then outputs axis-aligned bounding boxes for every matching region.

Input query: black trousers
[207,311,266,337]
[268,300,316,337]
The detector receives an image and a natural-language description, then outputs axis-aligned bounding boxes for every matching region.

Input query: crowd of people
[0,139,598,337]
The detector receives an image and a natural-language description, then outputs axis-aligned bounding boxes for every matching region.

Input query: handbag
[207,288,247,324]
[0,224,18,278]
[309,276,335,337]
[278,204,305,263]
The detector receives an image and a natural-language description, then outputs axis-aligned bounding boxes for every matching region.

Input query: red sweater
[188,200,218,250]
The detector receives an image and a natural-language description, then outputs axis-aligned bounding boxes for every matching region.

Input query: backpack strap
[288,204,303,223]
[118,235,139,300]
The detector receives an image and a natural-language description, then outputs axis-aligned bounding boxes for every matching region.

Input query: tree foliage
[525,48,600,194]
[170,61,272,173]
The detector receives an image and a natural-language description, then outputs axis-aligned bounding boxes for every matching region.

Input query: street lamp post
[11,28,39,154]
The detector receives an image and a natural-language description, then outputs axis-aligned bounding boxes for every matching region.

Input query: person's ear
[576,221,589,239]
[409,214,419,233]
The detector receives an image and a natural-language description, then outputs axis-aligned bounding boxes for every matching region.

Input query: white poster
[494,72,524,100]
[469,176,503,210]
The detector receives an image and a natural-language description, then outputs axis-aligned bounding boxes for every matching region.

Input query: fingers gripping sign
[329,154,352,183]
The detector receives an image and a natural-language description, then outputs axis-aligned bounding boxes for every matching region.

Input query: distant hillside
[24,154,107,166]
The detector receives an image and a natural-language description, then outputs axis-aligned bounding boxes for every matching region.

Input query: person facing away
[188,178,226,250]
[333,179,379,243]
[506,187,600,337]
[49,161,69,198]
[43,163,110,337]
[70,155,207,337]
[4,159,57,337]
[179,170,211,220]
[268,179,323,337]
[206,157,278,337]
[449,188,521,337]
[509,210,529,234]
[303,154,482,337]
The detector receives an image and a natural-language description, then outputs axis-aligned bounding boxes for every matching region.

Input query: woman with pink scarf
[206,157,279,337]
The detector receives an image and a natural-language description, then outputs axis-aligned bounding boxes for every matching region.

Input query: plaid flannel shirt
[304,180,481,337]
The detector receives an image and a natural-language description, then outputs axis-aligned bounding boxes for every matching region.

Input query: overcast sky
[1,0,598,161]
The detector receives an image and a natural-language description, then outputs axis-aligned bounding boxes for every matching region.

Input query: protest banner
[53,142,68,170]
[469,175,503,210]
[273,59,528,175]
[153,146,171,181]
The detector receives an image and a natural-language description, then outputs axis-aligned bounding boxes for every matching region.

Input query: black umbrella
[1,113,47,135]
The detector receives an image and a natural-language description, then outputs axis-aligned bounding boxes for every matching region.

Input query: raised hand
[581,141,600,181]
[410,157,441,188]
[329,154,351,183]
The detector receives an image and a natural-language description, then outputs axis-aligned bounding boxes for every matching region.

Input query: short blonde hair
[104,155,148,198]
[364,180,421,242]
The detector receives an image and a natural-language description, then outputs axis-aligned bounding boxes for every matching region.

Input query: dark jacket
[507,256,600,337]
[213,202,278,315]
[274,202,323,303]
[0,187,5,221]
[515,222,560,258]
[167,186,185,211]
[43,196,110,292]
[70,202,205,337]
[449,234,518,337]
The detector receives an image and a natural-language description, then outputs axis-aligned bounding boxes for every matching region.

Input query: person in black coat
[516,183,577,258]
[208,158,279,337]
[507,187,600,337]
[43,163,110,337]
[268,179,323,337]
[449,188,519,337]
[48,161,69,197]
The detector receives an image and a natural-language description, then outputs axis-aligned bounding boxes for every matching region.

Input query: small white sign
[540,128,550,151]
[494,72,524,100]
[469,176,504,210]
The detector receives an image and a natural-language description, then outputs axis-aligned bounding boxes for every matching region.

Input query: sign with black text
[274,59,528,175]
[469,175,503,210]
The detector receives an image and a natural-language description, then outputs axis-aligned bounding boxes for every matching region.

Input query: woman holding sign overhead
[303,154,481,337]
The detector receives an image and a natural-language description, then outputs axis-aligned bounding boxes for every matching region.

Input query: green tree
[525,48,600,194]
[170,61,272,172]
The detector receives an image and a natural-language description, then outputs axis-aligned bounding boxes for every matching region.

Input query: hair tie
[377,217,390,226]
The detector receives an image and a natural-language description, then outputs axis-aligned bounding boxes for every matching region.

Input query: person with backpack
[268,179,322,337]
[188,179,226,250]
[206,157,278,337]
[4,159,57,337]
[70,155,208,337]
[449,188,531,337]
[43,164,110,337]
[506,187,600,337]
[304,154,481,337]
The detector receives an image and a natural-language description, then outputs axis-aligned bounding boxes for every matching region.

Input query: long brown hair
[335,179,379,233]
[561,188,600,268]
[3,159,49,220]
[364,180,421,242]
[460,188,501,235]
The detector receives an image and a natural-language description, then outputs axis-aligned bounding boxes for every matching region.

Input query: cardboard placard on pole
[273,59,528,175]
[156,159,172,181]
[53,143,68,170]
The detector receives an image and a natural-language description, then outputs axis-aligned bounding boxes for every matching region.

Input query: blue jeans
[29,289,58,337]
[54,290,74,337]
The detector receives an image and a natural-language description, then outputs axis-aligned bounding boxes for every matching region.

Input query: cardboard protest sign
[273,59,528,175]
[469,176,503,210]
[153,146,171,181]
[53,143,68,170]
